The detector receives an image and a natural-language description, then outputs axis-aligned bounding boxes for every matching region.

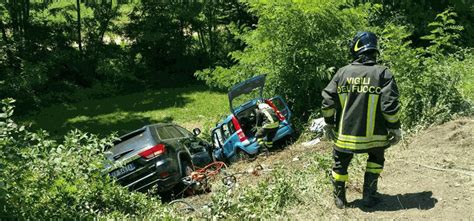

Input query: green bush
[0,99,175,219]
[378,10,471,130]
[204,168,299,219]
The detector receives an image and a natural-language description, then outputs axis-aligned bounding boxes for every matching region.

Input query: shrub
[204,168,300,219]
[378,10,471,131]
[0,99,174,219]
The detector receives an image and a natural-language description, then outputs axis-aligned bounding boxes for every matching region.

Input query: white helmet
[258,102,271,110]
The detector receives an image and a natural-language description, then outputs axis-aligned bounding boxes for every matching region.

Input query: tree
[196,0,370,117]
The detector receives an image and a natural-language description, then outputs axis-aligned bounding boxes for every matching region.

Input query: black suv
[104,123,213,192]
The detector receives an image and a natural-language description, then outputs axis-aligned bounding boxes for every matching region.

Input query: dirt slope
[184,118,473,219]
[305,117,473,219]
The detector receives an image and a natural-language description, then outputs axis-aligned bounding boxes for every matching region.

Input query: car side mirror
[193,128,201,137]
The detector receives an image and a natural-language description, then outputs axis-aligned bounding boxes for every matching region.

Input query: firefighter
[321,31,402,209]
[255,100,280,151]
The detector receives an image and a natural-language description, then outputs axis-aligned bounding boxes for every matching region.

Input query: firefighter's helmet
[350,31,379,58]
[257,100,271,110]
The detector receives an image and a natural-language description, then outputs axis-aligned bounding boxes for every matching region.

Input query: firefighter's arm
[380,69,401,129]
[321,74,339,125]
[255,109,263,127]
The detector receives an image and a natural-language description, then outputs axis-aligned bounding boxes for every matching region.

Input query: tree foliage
[196,0,371,117]
[196,2,472,129]
[378,10,471,130]
[0,0,254,113]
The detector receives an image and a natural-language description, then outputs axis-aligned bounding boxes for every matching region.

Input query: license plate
[110,164,136,178]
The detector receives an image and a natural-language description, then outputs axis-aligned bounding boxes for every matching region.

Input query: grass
[20,85,229,138]
[460,54,474,103]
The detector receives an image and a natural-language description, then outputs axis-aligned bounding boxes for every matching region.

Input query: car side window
[166,126,186,139]
[213,127,224,148]
[156,126,174,140]
[271,97,289,117]
[222,123,231,140]
[176,126,194,137]
[227,121,236,135]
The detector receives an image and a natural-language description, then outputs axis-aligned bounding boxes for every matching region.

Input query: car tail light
[139,144,166,159]
[159,171,170,178]
[232,115,250,145]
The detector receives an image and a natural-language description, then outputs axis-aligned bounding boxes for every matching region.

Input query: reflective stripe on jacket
[256,108,280,129]
[321,61,401,153]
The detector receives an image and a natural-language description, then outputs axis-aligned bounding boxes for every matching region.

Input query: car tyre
[233,149,250,162]
[281,134,296,149]
[181,160,193,178]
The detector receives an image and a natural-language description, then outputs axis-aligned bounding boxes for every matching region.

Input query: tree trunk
[206,4,215,62]
[22,0,29,45]
[197,27,207,54]
[76,0,83,53]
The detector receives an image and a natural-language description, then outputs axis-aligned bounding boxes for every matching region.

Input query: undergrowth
[0,99,176,219]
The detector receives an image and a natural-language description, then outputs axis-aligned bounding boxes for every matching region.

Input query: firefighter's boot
[332,180,347,209]
[362,172,380,208]
[257,138,269,156]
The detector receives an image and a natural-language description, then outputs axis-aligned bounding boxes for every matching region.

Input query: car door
[221,121,236,155]
[154,125,187,175]
[175,126,213,167]
[211,125,226,160]
[211,121,237,158]
[270,96,292,121]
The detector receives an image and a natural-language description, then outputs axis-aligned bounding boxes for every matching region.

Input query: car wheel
[281,134,296,148]
[174,160,194,197]
[181,160,193,178]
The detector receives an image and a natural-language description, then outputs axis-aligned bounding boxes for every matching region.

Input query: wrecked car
[104,123,212,192]
[211,75,294,162]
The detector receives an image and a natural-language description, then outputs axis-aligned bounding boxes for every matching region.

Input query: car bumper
[116,158,180,192]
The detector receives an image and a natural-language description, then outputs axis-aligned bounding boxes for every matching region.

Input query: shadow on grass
[26,86,210,137]
[351,191,438,212]
[66,115,174,137]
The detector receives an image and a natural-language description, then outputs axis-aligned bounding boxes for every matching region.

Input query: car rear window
[111,129,155,158]
[113,128,146,146]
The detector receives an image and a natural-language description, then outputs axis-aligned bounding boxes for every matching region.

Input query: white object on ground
[309,117,327,133]
[302,138,321,147]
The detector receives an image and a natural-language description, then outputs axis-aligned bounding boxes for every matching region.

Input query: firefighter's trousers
[256,127,278,149]
[332,148,385,182]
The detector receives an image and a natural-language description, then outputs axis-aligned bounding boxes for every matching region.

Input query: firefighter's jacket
[256,107,279,129]
[322,61,401,153]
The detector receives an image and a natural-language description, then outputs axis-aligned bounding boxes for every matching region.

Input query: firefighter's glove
[387,128,402,146]
[323,124,337,141]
